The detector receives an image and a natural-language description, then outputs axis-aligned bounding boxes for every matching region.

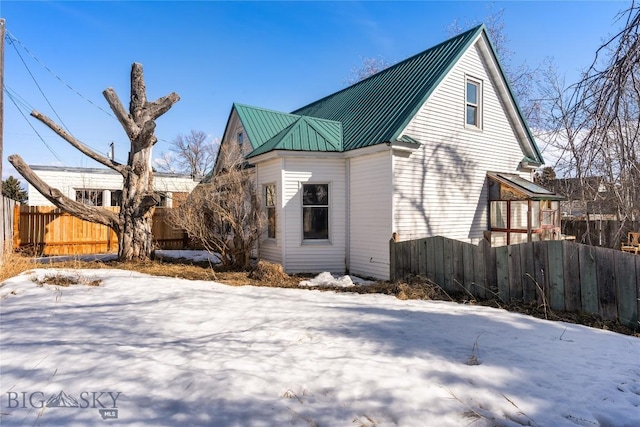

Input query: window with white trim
[302,184,329,240]
[265,184,276,239]
[465,78,482,128]
[76,189,103,206]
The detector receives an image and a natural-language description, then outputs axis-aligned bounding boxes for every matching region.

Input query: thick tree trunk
[117,145,158,260]
[119,207,155,260]
[104,64,178,261]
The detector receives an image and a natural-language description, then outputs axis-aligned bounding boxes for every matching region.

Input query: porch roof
[488,172,565,201]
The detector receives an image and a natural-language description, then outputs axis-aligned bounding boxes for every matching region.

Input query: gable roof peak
[293,24,485,151]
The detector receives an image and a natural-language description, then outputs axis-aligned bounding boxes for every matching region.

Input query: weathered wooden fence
[1,196,18,257]
[562,219,640,249]
[13,205,188,255]
[390,236,639,329]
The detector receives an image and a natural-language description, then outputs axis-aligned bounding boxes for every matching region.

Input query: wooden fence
[13,205,189,256]
[1,197,18,258]
[390,237,639,329]
[562,219,640,249]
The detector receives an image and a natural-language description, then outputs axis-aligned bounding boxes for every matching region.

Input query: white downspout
[281,158,287,271]
[345,158,351,273]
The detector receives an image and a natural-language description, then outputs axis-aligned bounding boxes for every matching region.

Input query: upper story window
[237,132,244,145]
[302,183,329,240]
[265,184,276,239]
[465,77,482,129]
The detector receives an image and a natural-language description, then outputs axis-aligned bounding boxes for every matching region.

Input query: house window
[302,184,329,240]
[110,190,122,207]
[237,132,244,145]
[265,184,276,239]
[156,192,169,207]
[466,78,482,128]
[76,189,103,206]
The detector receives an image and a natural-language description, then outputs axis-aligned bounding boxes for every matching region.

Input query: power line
[6,84,128,165]
[4,30,126,165]
[5,85,66,165]
[6,32,72,134]
[5,30,114,119]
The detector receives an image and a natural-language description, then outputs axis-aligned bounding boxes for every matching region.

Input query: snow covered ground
[1,268,639,426]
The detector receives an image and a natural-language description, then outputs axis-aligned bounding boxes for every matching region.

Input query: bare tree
[155,130,218,177]
[564,2,640,224]
[346,56,394,85]
[534,166,557,189]
[535,2,640,247]
[9,63,179,261]
[169,142,263,269]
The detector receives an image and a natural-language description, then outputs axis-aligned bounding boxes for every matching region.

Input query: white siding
[349,151,393,280]
[394,43,528,243]
[255,158,283,264]
[281,157,346,274]
[28,167,198,207]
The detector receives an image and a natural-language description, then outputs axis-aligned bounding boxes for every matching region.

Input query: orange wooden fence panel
[14,206,188,255]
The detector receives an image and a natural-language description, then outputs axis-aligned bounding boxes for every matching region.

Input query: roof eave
[479,30,545,165]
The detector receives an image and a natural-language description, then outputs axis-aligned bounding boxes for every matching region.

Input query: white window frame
[75,189,104,206]
[237,131,244,145]
[465,76,483,130]
[301,182,330,242]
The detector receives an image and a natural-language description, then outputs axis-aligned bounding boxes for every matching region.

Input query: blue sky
[0,0,630,179]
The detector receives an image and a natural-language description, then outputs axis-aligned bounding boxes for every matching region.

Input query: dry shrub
[0,247,35,283]
[110,259,218,282]
[395,275,452,301]
[32,273,101,287]
[248,260,289,284]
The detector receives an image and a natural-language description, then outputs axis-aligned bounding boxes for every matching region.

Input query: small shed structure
[487,172,565,245]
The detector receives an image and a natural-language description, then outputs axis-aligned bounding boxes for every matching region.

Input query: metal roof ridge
[298,116,343,151]
[234,103,301,119]
[292,24,484,116]
[246,119,302,158]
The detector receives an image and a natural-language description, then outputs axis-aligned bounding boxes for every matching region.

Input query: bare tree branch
[30,110,128,176]
[103,87,140,140]
[8,154,120,233]
[147,93,181,121]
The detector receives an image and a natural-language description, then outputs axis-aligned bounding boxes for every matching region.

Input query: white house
[27,165,199,208]
[214,25,561,280]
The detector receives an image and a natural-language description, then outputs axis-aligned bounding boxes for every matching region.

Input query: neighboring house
[214,25,560,280]
[551,176,618,220]
[27,165,199,208]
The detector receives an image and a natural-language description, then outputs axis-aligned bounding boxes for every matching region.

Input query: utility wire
[6,83,127,165]
[5,30,115,119]
[5,85,67,165]
[5,30,127,165]
[6,32,73,134]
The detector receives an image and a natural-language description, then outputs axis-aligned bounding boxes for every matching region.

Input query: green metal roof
[232,24,543,165]
[292,25,483,151]
[234,104,300,150]
[247,115,343,158]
